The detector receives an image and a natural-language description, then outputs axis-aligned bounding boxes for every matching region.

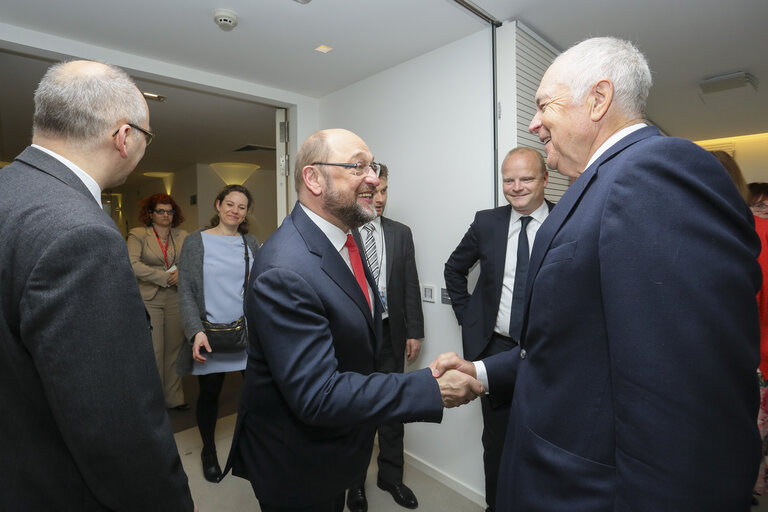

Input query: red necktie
[345,234,371,310]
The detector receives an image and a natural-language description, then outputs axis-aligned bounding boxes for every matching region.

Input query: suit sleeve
[598,142,761,509]
[402,226,424,339]
[127,228,170,288]
[444,214,481,323]
[250,267,443,427]
[22,224,193,511]
[178,234,204,340]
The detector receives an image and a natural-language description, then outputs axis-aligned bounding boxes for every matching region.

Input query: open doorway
[0,48,286,243]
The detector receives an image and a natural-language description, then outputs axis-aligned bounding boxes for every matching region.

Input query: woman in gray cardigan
[178,184,259,483]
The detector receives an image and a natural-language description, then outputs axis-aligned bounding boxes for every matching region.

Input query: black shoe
[346,486,368,512]
[377,479,418,509]
[201,452,222,483]
[171,403,190,411]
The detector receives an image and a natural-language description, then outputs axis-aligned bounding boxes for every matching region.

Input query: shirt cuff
[474,361,489,394]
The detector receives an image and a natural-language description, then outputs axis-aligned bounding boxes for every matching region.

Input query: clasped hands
[430,352,483,408]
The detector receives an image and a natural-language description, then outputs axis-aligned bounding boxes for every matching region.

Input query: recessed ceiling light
[293,0,312,4]
[142,92,166,102]
[315,45,333,54]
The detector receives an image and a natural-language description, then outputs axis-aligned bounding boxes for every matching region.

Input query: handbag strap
[242,234,249,294]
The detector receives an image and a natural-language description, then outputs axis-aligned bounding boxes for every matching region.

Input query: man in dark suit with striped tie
[348,164,425,511]
[444,147,551,512]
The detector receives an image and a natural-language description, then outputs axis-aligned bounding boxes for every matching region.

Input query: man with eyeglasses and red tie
[226,128,483,512]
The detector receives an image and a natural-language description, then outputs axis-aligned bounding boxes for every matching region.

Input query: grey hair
[33,61,146,147]
[554,37,652,117]
[294,130,332,192]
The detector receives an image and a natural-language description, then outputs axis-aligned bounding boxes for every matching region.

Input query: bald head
[294,129,370,193]
[33,60,147,149]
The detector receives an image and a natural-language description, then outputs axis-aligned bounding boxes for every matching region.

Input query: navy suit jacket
[353,217,424,362]
[227,203,442,508]
[444,201,552,361]
[484,126,761,511]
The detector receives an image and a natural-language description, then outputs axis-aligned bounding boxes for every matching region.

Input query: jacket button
[520,349,527,359]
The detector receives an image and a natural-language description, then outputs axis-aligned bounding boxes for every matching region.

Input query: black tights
[196,371,245,455]
[196,372,226,455]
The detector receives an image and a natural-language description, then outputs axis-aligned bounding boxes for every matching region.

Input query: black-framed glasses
[112,123,154,146]
[312,161,381,177]
[153,208,175,215]
[751,202,768,212]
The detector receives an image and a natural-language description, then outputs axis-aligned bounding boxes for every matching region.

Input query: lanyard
[152,227,171,269]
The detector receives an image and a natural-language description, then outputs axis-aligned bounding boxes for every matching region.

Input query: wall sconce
[210,162,261,185]
[143,171,175,194]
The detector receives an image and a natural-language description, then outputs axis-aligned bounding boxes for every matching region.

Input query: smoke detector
[213,9,238,31]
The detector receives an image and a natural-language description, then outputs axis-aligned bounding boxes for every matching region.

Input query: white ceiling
[1,0,766,182]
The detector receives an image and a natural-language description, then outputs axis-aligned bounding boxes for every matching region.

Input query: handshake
[429,352,483,408]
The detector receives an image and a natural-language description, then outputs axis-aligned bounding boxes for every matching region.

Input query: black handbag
[201,234,250,353]
[201,316,247,353]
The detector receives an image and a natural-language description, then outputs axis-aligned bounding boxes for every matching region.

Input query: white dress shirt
[300,203,374,310]
[494,200,550,337]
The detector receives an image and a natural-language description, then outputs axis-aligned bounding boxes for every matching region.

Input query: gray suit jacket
[0,147,193,511]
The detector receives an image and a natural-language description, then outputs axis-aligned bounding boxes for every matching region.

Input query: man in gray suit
[348,164,425,511]
[0,60,194,510]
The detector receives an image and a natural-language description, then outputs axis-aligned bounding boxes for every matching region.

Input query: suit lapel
[382,217,396,289]
[292,205,375,333]
[492,205,512,306]
[520,126,660,342]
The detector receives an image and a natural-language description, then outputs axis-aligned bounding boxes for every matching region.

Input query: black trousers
[354,319,405,486]
[478,333,517,512]
[258,491,345,512]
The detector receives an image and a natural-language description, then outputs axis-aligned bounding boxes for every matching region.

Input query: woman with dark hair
[749,182,768,220]
[127,193,189,410]
[177,184,259,483]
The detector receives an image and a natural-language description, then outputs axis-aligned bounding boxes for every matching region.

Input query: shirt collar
[366,216,382,231]
[584,122,647,172]
[299,203,350,252]
[511,199,549,224]
[32,144,102,206]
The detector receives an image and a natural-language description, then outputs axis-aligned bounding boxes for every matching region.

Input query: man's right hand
[436,369,483,408]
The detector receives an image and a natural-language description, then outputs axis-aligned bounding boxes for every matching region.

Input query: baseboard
[403,451,485,508]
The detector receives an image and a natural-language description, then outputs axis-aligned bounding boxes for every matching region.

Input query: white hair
[553,37,652,117]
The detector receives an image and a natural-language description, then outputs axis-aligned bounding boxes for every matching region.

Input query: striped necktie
[362,223,380,282]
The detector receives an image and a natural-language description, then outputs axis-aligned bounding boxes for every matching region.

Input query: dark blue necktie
[509,216,532,341]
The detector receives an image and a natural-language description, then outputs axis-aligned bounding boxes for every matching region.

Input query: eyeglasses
[153,208,175,215]
[751,202,768,212]
[112,123,154,146]
[312,161,381,177]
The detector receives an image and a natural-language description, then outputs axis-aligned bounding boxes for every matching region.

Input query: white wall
[320,28,496,504]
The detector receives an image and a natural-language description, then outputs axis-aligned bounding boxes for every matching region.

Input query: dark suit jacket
[0,147,193,510]
[353,216,424,365]
[484,127,761,511]
[444,201,552,361]
[227,203,442,508]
